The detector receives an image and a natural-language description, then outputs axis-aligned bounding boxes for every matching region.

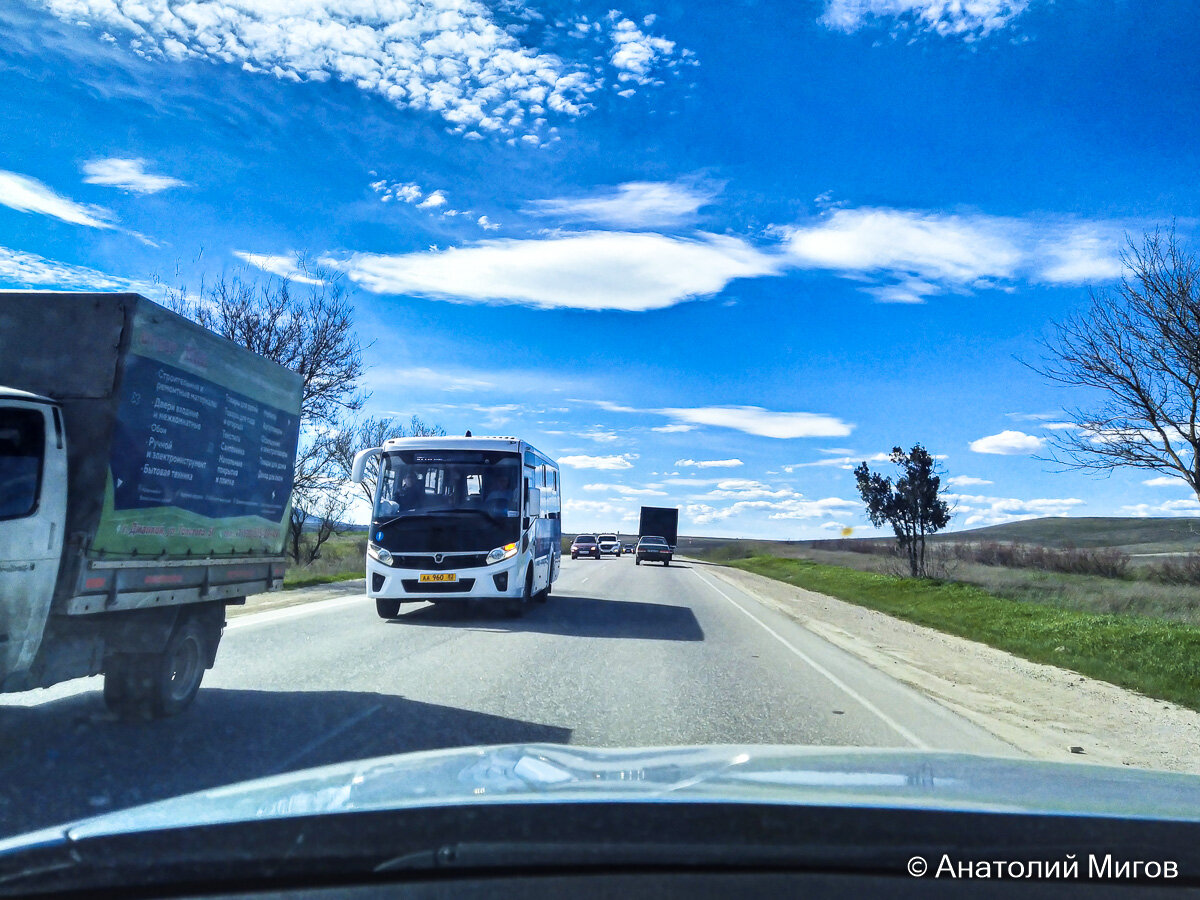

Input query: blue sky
[3,0,1200,537]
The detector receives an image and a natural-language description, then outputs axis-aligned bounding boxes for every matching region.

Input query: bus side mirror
[351,447,382,484]
[526,486,541,517]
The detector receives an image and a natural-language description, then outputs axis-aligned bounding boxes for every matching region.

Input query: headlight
[368,543,393,566]
[487,542,518,565]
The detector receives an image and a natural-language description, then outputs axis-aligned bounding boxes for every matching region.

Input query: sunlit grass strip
[281,571,363,590]
[728,555,1200,712]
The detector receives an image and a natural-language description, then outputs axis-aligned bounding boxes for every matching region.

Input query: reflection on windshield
[374,450,520,520]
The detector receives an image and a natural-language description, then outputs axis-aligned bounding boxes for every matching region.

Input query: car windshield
[4,0,1200,888]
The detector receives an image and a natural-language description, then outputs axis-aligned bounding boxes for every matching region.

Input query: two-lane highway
[0,555,1016,837]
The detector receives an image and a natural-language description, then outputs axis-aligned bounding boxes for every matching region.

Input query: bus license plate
[420,573,457,583]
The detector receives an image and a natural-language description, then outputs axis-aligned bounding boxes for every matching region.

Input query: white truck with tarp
[0,292,301,718]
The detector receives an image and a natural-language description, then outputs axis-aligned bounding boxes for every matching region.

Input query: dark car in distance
[635,536,672,566]
[571,534,601,560]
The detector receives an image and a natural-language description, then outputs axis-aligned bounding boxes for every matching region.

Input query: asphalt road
[0,555,1016,837]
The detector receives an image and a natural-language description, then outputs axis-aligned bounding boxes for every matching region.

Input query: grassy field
[723,555,1200,712]
[281,532,366,588]
[684,525,1200,628]
[803,516,1200,555]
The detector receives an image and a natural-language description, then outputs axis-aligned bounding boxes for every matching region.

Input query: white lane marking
[691,569,929,750]
[271,703,382,774]
[579,577,589,584]
[227,593,368,630]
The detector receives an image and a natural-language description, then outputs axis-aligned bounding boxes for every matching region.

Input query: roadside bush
[950,541,1130,579]
[1146,552,1200,585]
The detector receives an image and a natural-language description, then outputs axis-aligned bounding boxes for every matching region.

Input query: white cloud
[581,483,667,496]
[675,458,744,468]
[0,245,131,290]
[417,190,448,209]
[330,231,782,310]
[575,428,619,443]
[1121,499,1200,517]
[526,181,715,228]
[34,0,607,137]
[607,14,678,86]
[0,169,113,229]
[477,215,500,231]
[562,498,638,530]
[784,207,1125,303]
[946,475,994,486]
[81,158,188,194]
[559,454,635,470]
[686,495,857,525]
[1143,476,1189,488]
[947,492,1085,526]
[583,399,853,439]
[232,251,324,285]
[969,430,1045,455]
[651,423,697,433]
[364,366,495,392]
[371,181,424,204]
[662,406,853,439]
[820,0,1031,38]
[784,451,890,471]
[706,479,798,500]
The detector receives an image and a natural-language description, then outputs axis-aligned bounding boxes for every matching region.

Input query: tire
[664,560,670,566]
[505,567,533,618]
[535,577,551,603]
[376,598,402,619]
[103,617,209,721]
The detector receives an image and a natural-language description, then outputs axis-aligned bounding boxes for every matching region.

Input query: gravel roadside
[228,578,367,618]
[700,561,1200,775]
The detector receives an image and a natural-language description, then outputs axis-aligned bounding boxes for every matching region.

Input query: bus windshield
[371,450,523,550]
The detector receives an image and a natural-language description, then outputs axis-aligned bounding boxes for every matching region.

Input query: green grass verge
[282,570,363,590]
[728,555,1200,712]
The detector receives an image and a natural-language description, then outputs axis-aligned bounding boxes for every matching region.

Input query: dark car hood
[3,745,1200,852]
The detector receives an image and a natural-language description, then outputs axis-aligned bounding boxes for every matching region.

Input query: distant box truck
[0,292,301,719]
[638,506,679,551]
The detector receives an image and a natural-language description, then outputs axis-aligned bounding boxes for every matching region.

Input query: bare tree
[1036,227,1200,501]
[163,257,366,427]
[162,257,366,563]
[330,415,448,503]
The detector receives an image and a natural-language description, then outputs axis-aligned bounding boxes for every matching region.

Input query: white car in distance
[597,534,622,556]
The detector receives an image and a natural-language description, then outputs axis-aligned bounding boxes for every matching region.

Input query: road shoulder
[229,579,367,618]
[698,561,1200,775]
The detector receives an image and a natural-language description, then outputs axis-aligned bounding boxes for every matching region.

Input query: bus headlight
[368,543,394,566]
[486,542,518,565]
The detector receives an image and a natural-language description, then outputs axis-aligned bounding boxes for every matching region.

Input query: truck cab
[0,389,67,686]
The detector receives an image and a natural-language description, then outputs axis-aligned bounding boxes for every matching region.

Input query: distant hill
[928,517,1200,554]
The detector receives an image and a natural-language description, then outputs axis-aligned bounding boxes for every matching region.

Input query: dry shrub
[950,541,1130,579]
[1147,552,1200,585]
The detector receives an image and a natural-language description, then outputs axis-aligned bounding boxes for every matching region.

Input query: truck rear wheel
[103,617,210,720]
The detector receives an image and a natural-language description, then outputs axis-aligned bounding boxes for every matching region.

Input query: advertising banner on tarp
[91,301,302,558]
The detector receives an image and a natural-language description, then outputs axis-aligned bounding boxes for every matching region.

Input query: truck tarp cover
[104,300,301,556]
[0,293,301,557]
